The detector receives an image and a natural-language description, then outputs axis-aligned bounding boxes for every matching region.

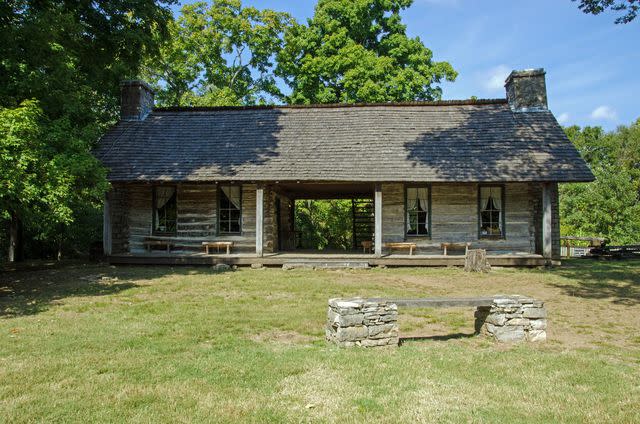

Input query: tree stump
[465,249,491,272]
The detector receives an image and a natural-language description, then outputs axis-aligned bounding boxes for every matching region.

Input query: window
[219,185,242,234]
[406,186,430,236]
[153,186,177,235]
[479,186,504,238]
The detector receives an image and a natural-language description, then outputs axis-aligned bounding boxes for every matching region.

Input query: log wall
[108,181,558,258]
[110,183,261,254]
[381,182,543,254]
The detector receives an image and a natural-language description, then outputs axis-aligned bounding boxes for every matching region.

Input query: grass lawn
[1,260,639,423]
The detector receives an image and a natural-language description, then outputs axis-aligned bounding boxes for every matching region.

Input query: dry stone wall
[475,296,547,342]
[326,298,399,347]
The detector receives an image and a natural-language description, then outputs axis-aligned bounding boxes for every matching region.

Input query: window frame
[152,185,178,236]
[404,184,432,238]
[217,184,243,235]
[477,184,506,240]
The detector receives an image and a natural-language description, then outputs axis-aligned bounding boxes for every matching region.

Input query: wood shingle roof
[94,100,594,183]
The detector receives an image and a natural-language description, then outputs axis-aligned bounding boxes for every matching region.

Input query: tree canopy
[143,0,294,106]
[574,0,639,23]
[0,0,175,260]
[560,119,640,244]
[275,0,457,104]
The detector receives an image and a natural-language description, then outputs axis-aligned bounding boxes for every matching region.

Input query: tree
[560,119,640,244]
[0,0,175,261]
[275,0,457,104]
[143,0,294,106]
[295,200,353,250]
[0,101,108,261]
[573,0,639,24]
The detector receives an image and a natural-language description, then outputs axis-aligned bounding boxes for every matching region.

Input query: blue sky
[173,0,639,130]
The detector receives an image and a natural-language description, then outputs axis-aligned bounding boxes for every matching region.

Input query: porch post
[103,194,112,256]
[256,186,264,257]
[374,184,382,256]
[542,182,552,261]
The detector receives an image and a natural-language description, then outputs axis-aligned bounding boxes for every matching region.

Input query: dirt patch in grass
[249,330,316,346]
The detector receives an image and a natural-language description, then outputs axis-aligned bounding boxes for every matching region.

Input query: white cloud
[483,65,511,93]
[590,105,618,121]
[557,113,570,125]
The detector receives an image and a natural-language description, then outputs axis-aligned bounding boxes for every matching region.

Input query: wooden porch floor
[108,251,548,267]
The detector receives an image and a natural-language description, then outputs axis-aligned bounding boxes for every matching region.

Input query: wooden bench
[367,297,495,308]
[143,238,174,252]
[385,242,417,255]
[440,242,471,256]
[361,240,373,253]
[202,241,234,255]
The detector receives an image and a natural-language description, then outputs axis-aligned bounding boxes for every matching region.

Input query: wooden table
[385,242,417,255]
[202,241,234,255]
[361,240,373,253]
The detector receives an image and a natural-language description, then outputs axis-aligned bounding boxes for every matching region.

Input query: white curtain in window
[155,187,175,209]
[481,187,502,230]
[417,188,429,212]
[221,186,241,210]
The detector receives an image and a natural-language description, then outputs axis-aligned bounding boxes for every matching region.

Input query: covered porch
[103,180,558,266]
[108,251,547,267]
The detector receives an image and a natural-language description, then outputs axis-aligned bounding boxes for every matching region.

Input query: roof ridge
[153,98,508,112]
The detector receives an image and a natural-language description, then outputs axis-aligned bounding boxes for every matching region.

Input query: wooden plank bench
[143,238,174,252]
[440,242,471,255]
[366,297,494,308]
[202,241,234,255]
[385,242,418,255]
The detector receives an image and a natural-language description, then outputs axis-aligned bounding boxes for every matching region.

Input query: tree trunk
[8,211,23,263]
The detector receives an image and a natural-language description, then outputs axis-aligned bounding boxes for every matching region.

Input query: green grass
[1,260,639,423]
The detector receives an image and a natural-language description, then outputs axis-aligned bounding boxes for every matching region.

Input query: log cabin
[94,68,594,267]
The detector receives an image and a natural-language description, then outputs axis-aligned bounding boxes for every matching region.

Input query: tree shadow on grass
[548,259,640,306]
[0,264,235,318]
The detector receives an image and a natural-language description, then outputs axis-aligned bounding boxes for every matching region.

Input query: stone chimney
[120,80,155,121]
[504,68,547,112]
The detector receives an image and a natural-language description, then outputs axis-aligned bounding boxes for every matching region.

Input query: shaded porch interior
[273,182,376,254]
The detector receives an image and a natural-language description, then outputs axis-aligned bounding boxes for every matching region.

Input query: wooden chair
[361,240,373,253]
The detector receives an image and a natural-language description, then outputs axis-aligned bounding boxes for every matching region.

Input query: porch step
[282,260,370,270]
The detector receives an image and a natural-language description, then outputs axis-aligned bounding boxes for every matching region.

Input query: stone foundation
[474,296,547,342]
[326,298,399,347]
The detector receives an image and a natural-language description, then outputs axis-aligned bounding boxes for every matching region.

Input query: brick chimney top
[120,80,155,121]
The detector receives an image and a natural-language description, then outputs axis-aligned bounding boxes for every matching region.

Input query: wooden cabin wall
[112,183,260,254]
[128,184,153,253]
[381,182,540,254]
[108,184,130,254]
[176,184,216,239]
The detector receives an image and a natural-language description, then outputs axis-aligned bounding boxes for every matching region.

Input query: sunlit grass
[0,261,639,422]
